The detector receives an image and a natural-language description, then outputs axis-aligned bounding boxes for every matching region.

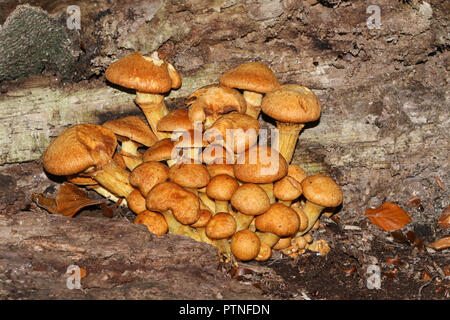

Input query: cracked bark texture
[0,0,448,299]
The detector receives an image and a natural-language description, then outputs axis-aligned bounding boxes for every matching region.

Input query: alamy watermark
[66,265,82,290]
[67,5,81,31]
[366,5,381,30]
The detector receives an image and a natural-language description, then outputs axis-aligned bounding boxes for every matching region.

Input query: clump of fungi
[41,51,343,264]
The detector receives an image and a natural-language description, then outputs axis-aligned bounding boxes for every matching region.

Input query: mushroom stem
[275,122,305,163]
[213,239,232,260]
[243,91,263,119]
[86,185,128,207]
[234,212,254,232]
[199,193,216,213]
[92,160,135,198]
[296,201,324,236]
[121,140,139,156]
[256,231,280,248]
[215,200,229,213]
[259,183,275,203]
[160,210,202,242]
[195,227,216,245]
[135,92,171,139]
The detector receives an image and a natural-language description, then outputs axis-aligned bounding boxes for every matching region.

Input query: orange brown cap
[234,145,288,184]
[142,138,174,162]
[206,174,239,201]
[129,161,169,196]
[206,163,235,178]
[146,181,200,225]
[43,124,117,176]
[219,62,280,93]
[230,183,270,216]
[105,51,180,94]
[156,109,194,132]
[231,230,261,261]
[261,84,321,123]
[273,176,302,201]
[134,210,168,236]
[103,116,158,147]
[301,174,343,208]
[168,162,210,189]
[205,212,236,239]
[255,203,300,237]
[126,189,147,214]
[288,164,308,184]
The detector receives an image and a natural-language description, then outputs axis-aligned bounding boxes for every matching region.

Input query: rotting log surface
[0,0,449,299]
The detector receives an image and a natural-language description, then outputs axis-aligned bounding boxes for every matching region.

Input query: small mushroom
[220,62,280,119]
[261,84,321,163]
[186,84,247,128]
[206,212,237,259]
[230,183,270,232]
[126,189,147,214]
[105,51,181,139]
[142,138,174,164]
[206,174,239,213]
[254,203,300,248]
[273,176,302,206]
[129,161,169,196]
[168,161,210,189]
[297,174,343,236]
[231,230,261,261]
[134,210,168,236]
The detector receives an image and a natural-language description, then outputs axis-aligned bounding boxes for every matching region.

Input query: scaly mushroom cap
[168,162,210,189]
[273,176,302,201]
[206,174,239,201]
[234,146,288,184]
[103,116,158,147]
[130,161,169,196]
[255,203,300,237]
[231,230,261,261]
[206,212,237,239]
[105,51,180,94]
[142,138,174,162]
[43,124,117,176]
[134,210,168,236]
[230,183,270,216]
[219,62,280,93]
[186,84,247,124]
[146,181,200,225]
[301,174,343,208]
[208,112,260,153]
[157,109,194,132]
[261,84,321,123]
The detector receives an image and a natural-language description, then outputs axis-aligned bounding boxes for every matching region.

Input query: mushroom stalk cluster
[42,54,343,264]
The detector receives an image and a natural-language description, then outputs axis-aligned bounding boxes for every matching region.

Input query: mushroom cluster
[42,52,343,263]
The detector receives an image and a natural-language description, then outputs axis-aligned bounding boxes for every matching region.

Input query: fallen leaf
[438,205,450,230]
[32,193,59,215]
[428,236,450,250]
[56,182,105,218]
[421,269,432,282]
[365,202,412,232]
[443,265,450,277]
[404,197,421,209]
[391,230,409,244]
[386,258,405,266]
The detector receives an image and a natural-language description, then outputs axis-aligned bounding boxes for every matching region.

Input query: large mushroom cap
[255,203,300,237]
[43,124,117,176]
[105,51,180,94]
[219,62,280,93]
[103,116,158,147]
[168,162,211,189]
[230,183,270,216]
[301,174,343,208]
[157,109,194,132]
[234,146,288,184]
[261,84,321,123]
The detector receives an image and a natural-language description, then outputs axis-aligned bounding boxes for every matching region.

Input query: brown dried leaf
[428,236,450,250]
[365,202,412,232]
[438,205,450,230]
[391,230,409,244]
[56,182,105,218]
[32,193,59,215]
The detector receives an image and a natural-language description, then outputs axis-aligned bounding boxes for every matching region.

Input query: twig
[417,275,437,299]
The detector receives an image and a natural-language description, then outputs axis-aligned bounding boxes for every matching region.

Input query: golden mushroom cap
[206,174,239,201]
[255,203,300,237]
[134,210,168,236]
[219,62,280,93]
[301,174,343,208]
[168,162,211,189]
[231,230,261,261]
[230,183,270,216]
[130,161,169,196]
[157,109,194,133]
[43,124,117,176]
[206,212,237,239]
[126,189,147,214]
[273,176,302,201]
[103,116,158,147]
[142,138,174,162]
